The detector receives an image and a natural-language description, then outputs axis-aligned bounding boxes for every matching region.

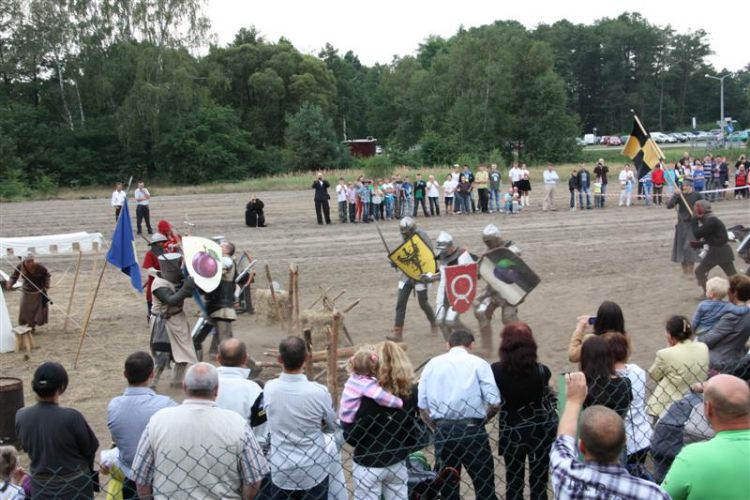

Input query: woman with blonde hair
[344,341,424,500]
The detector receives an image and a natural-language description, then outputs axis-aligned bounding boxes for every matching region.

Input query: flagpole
[74,257,107,368]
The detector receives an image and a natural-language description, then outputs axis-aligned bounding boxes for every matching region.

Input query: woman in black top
[14,362,99,499]
[343,341,427,499]
[491,322,557,500]
[580,336,632,417]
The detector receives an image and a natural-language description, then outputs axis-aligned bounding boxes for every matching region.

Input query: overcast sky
[208,0,748,72]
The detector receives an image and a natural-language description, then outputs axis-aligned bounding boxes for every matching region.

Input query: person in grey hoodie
[699,274,750,372]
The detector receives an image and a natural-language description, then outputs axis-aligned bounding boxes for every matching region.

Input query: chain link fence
[11,364,719,499]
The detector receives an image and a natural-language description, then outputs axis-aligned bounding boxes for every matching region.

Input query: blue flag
[106,199,142,292]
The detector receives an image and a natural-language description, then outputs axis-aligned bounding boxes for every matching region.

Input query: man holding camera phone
[312,172,332,225]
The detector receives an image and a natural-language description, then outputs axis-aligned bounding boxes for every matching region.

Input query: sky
[208,0,748,72]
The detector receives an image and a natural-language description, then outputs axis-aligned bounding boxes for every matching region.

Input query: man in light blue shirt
[107,352,176,498]
[263,336,337,498]
[418,330,501,500]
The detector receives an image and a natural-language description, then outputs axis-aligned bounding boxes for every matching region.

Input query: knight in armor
[202,241,238,357]
[474,224,521,353]
[142,232,167,323]
[666,177,703,277]
[150,253,198,389]
[389,217,438,341]
[433,231,475,339]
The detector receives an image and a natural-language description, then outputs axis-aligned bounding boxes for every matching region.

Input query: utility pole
[705,73,730,146]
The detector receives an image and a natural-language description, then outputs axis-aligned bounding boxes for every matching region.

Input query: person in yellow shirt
[475,165,490,213]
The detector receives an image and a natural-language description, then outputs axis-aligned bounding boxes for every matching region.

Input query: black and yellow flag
[622,116,664,179]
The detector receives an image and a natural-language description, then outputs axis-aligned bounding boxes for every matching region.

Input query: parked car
[670,132,688,143]
[727,130,749,142]
[575,137,586,146]
[651,132,669,143]
[599,135,612,145]
[607,136,622,146]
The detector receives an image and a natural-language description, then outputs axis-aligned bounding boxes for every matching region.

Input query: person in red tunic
[156,220,182,253]
[143,233,167,322]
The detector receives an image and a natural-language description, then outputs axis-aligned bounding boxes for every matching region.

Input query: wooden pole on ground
[304,328,313,379]
[74,259,107,368]
[265,264,286,329]
[291,264,300,333]
[63,250,83,333]
[327,311,341,407]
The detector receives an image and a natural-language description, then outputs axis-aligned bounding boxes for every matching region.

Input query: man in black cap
[15,362,99,499]
[690,200,738,295]
[667,177,703,277]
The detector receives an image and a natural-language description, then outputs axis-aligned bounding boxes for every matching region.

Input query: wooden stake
[74,259,107,369]
[292,264,300,334]
[304,328,314,379]
[265,264,286,329]
[342,299,360,313]
[327,312,341,407]
[63,250,83,333]
[308,285,332,309]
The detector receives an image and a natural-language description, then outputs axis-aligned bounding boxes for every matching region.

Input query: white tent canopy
[0,290,14,353]
[1,232,105,257]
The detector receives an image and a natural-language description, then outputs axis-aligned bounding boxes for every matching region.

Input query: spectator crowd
[4,272,749,499]
[311,153,749,225]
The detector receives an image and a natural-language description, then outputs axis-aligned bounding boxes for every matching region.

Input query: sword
[374,220,391,254]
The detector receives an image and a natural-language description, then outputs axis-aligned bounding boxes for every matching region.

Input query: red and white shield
[445,262,478,314]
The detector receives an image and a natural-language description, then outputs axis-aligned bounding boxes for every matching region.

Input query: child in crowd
[346,182,357,223]
[382,178,395,219]
[401,176,414,218]
[568,169,578,211]
[427,174,440,216]
[336,177,348,223]
[338,346,404,425]
[692,277,749,334]
[358,180,372,223]
[593,177,602,208]
[692,162,705,192]
[442,173,455,215]
[0,445,30,500]
[619,165,634,207]
[371,180,384,221]
[503,187,515,214]
[736,165,747,199]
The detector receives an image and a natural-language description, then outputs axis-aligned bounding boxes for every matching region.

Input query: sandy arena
[1,189,748,455]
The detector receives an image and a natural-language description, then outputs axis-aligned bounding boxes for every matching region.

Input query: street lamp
[705,73,731,143]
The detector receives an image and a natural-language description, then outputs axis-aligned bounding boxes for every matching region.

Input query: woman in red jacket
[652,164,666,205]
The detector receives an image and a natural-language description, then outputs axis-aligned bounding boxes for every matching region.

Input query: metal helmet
[158,253,183,284]
[149,232,168,245]
[436,231,454,258]
[399,217,416,239]
[482,224,503,249]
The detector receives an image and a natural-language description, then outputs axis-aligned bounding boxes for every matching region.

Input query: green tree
[283,103,344,170]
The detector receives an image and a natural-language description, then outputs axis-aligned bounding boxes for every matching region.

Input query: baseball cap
[32,362,69,396]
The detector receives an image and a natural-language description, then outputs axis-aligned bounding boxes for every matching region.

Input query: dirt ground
[1,189,748,459]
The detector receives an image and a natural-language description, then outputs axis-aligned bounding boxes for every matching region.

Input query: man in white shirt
[132,362,269,499]
[133,180,153,235]
[111,182,126,222]
[543,163,560,212]
[215,339,268,450]
[418,330,501,500]
[263,336,337,498]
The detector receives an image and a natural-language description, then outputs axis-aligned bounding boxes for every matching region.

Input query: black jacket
[576,169,591,189]
[691,214,729,248]
[343,386,427,468]
[312,179,331,201]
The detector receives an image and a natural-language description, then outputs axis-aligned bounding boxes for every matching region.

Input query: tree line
[1,1,748,197]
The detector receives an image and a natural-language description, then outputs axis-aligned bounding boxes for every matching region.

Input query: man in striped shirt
[132,363,268,499]
[551,372,670,500]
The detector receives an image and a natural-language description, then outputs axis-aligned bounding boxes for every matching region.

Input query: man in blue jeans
[576,165,592,209]
[418,330,501,500]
